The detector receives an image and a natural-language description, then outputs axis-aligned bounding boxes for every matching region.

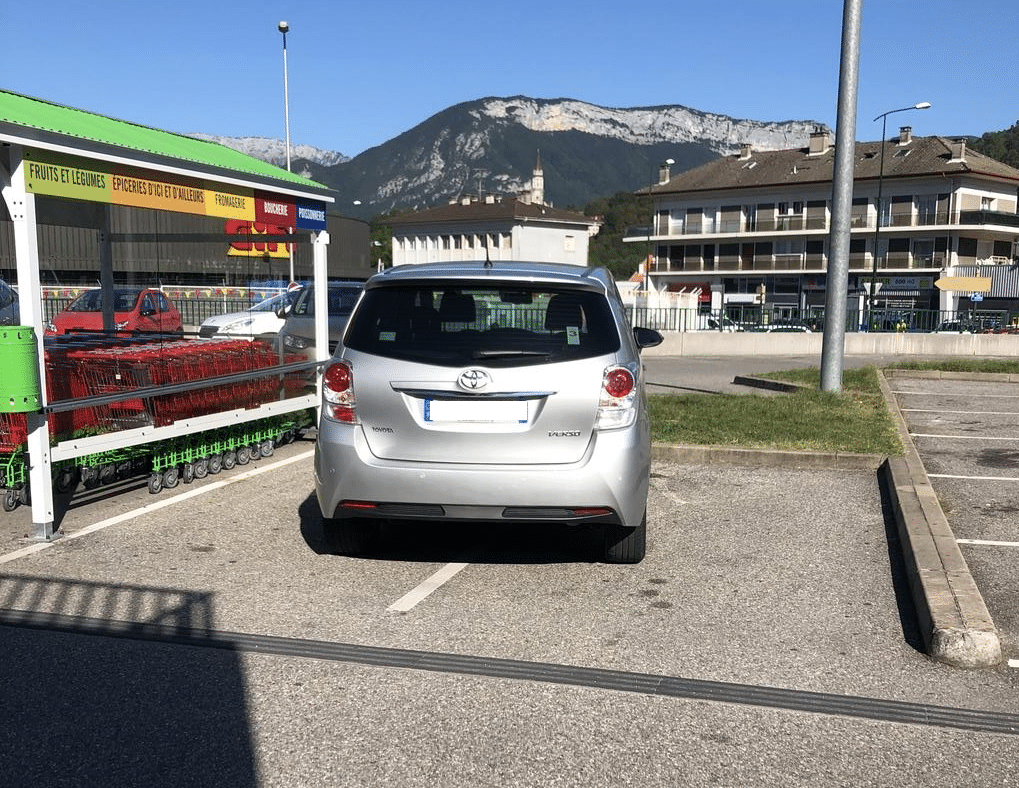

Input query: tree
[969,121,1019,169]
[584,192,651,280]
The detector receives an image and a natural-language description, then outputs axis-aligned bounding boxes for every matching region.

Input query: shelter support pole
[99,205,115,331]
[1,145,57,539]
[311,230,330,414]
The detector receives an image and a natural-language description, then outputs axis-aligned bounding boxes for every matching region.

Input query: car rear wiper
[472,349,552,359]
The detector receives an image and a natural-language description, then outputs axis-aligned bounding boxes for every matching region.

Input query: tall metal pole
[819,0,862,392]
[279,21,294,283]
[868,102,931,329]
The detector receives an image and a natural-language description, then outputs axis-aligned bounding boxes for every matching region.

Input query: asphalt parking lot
[2,357,1019,786]
[888,372,1019,669]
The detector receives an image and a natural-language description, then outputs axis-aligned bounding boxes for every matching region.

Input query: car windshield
[68,289,141,312]
[250,292,294,312]
[0,281,15,309]
[344,283,621,367]
[290,285,362,318]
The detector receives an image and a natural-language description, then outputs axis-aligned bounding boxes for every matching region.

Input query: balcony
[958,210,1019,229]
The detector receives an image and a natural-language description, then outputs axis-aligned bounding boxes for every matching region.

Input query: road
[2,410,1018,784]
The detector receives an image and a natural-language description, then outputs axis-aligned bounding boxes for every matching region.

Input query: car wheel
[322,517,379,556]
[603,511,646,564]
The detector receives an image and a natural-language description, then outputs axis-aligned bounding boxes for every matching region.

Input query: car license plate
[424,398,527,423]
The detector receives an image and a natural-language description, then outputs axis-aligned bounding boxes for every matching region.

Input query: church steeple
[530,151,544,206]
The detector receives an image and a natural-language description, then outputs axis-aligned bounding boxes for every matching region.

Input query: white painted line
[929,473,1019,482]
[892,390,1019,398]
[910,433,1019,441]
[901,408,1018,416]
[1009,659,1019,670]
[0,450,314,566]
[957,539,1019,548]
[387,562,469,612]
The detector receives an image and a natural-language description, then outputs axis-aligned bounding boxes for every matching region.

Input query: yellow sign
[934,276,992,292]
[23,149,254,220]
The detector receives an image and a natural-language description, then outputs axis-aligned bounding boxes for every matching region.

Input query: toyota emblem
[458,369,491,391]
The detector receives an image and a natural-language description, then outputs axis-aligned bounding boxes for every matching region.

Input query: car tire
[603,511,646,564]
[323,517,379,556]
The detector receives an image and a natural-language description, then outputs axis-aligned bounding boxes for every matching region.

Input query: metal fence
[624,306,1017,334]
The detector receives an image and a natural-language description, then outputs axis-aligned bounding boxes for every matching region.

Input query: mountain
[202,97,825,219]
[187,133,348,172]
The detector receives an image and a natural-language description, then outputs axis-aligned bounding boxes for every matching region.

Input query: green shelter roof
[0,89,331,195]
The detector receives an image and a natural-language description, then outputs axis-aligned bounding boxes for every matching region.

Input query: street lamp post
[278,21,294,284]
[867,101,930,329]
[278,21,292,172]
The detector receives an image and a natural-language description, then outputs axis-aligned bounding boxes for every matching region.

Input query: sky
[5,0,1017,159]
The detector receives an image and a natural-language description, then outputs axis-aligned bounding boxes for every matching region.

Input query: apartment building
[387,157,600,266]
[627,128,1019,320]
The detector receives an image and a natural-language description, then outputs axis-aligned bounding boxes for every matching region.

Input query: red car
[45,287,183,336]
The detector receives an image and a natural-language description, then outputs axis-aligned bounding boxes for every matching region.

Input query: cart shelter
[1,90,336,539]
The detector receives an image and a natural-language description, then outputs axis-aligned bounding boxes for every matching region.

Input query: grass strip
[649,365,903,455]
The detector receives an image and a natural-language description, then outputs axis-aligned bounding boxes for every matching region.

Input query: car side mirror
[275,304,290,318]
[633,326,664,350]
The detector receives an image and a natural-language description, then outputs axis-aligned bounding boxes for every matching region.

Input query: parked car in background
[747,318,813,333]
[45,287,183,336]
[199,290,296,341]
[931,321,975,334]
[276,281,365,361]
[0,280,19,326]
[314,261,664,563]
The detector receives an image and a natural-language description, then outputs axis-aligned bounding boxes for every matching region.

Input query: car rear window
[344,283,621,366]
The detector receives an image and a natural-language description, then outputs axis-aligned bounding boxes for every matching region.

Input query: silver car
[277,281,365,361]
[314,261,663,563]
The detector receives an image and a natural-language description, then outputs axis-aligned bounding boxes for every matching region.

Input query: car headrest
[545,294,583,331]
[439,292,476,324]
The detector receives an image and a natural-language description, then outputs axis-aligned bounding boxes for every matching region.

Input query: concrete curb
[731,375,808,394]
[883,368,1019,383]
[876,370,1003,668]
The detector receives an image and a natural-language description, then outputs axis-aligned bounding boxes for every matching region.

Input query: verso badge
[458,369,491,391]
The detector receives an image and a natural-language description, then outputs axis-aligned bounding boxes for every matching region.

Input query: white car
[198,291,295,341]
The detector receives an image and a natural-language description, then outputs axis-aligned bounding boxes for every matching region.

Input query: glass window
[345,283,621,367]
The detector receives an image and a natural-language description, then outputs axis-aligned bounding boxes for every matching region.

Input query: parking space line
[1009,660,1019,670]
[929,473,1019,482]
[0,450,315,566]
[957,539,1019,548]
[910,433,1019,441]
[387,562,469,612]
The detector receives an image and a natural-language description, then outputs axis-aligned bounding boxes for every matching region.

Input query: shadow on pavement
[298,494,604,565]
[876,472,926,655]
[0,575,258,787]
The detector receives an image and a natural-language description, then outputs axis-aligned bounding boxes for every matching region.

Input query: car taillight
[596,364,638,429]
[323,361,357,423]
[604,368,634,399]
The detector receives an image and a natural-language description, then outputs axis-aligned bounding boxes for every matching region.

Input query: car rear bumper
[314,418,650,529]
